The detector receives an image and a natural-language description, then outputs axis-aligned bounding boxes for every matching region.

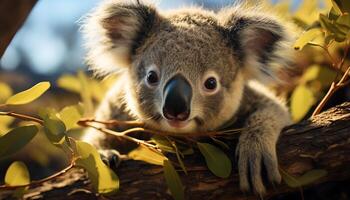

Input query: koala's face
[128,20,244,132]
[84,1,294,133]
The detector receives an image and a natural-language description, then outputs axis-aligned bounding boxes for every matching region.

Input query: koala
[81,0,295,195]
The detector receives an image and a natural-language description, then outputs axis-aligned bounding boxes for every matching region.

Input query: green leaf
[0,125,38,158]
[128,145,167,165]
[6,82,50,105]
[151,135,176,153]
[0,82,13,103]
[319,14,347,42]
[163,160,185,200]
[5,161,30,186]
[39,109,66,143]
[197,142,232,178]
[337,13,350,28]
[294,28,323,50]
[58,105,83,130]
[281,169,327,188]
[290,84,315,122]
[75,141,119,194]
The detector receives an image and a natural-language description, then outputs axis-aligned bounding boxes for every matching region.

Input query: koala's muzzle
[163,75,192,121]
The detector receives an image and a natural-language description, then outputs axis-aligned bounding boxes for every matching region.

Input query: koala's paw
[99,149,122,169]
[236,138,281,195]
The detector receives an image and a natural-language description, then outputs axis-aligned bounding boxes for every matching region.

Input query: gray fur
[82,0,295,195]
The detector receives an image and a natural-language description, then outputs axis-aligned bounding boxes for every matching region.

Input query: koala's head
[83,0,295,133]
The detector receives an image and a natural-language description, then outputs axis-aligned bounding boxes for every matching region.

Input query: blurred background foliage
[0,0,349,198]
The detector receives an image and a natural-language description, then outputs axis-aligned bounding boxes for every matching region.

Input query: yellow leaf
[58,105,83,130]
[0,82,13,103]
[5,161,30,186]
[291,84,315,122]
[57,74,81,93]
[75,141,119,194]
[6,82,50,105]
[128,145,167,165]
[294,28,323,50]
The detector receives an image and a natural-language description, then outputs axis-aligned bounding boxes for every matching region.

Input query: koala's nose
[163,75,192,121]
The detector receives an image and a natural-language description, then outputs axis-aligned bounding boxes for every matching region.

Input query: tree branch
[0,102,350,200]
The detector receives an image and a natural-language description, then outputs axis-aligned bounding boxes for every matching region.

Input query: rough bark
[0,0,37,57]
[0,102,350,200]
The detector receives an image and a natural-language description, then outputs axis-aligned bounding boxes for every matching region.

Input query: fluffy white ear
[82,0,159,76]
[219,6,296,84]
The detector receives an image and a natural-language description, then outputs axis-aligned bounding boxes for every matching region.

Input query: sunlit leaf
[0,82,13,103]
[291,84,315,122]
[5,161,30,186]
[58,105,83,130]
[163,160,185,200]
[57,74,81,93]
[78,71,94,116]
[0,125,38,158]
[294,28,323,50]
[294,0,319,25]
[0,116,14,136]
[39,108,66,143]
[301,65,320,82]
[281,169,327,188]
[6,82,50,105]
[75,141,119,194]
[197,142,232,178]
[128,145,167,165]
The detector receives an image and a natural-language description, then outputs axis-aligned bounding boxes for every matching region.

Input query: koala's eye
[204,77,217,90]
[146,70,159,85]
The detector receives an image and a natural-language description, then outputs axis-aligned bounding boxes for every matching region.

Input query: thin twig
[81,122,160,151]
[0,111,43,125]
[312,65,350,116]
[78,118,144,127]
[0,160,75,190]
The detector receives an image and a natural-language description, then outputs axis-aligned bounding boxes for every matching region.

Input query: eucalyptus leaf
[0,82,13,103]
[75,141,119,194]
[291,84,315,122]
[57,74,81,93]
[197,142,232,178]
[281,169,327,188]
[39,109,66,143]
[0,125,38,158]
[163,160,185,200]
[128,144,167,165]
[5,161,30,186]
[58,105,83,130]
[294,28,323,50]
[6,82,50,105]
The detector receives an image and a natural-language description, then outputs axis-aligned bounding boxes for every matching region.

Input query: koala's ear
[219,7,296,83]
[82,0,159,76]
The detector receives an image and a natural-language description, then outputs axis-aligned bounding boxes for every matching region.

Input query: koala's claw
[236,140,281,195]
[99,149,122,169]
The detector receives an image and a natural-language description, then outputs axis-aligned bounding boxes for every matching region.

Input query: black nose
[163,75,192,121]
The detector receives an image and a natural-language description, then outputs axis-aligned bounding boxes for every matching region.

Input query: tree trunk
[1,102,350,200]
[0,0,37,57]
